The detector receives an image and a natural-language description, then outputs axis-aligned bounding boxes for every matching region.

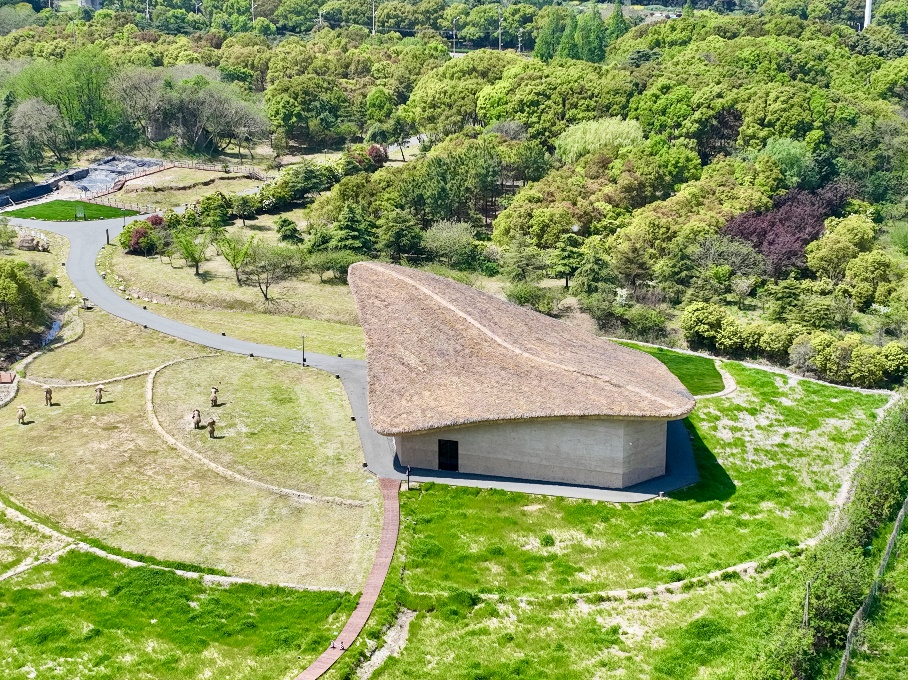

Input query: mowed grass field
[390,363,887,596]
[0,550,356,680]
[26,309,198,382]
[616,341,725,395]
[4,201,139,221]
[152,354,373,501]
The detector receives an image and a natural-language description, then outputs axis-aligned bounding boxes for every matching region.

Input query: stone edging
[146,356,367,509]
[0,375,19,410]
[13,311,85,376]
[695,361,738,400]
[23,369,152,389]
[0,499,341,591]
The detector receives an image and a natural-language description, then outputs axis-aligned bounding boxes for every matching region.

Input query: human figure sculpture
[44,387,52,406]
[95,385,105,404]
[17,406,26,424]
[191,409,202,430]
[207,418,216,438]
[210,386,219,407]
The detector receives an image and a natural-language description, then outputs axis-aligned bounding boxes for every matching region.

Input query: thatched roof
[348,262,695,436]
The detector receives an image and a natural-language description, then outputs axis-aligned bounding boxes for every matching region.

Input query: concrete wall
[395,418,668,488]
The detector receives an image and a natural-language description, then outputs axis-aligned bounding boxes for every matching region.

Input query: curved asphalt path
[13,215,398,477]
[14,214,695,502]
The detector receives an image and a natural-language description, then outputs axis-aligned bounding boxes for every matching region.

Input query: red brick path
[294,478,401,680]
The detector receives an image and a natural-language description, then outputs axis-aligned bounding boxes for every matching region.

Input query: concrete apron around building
[13,215,696,502]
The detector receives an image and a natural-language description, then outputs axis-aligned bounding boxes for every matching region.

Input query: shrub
[504,282,562,315]
[679,302,727,348]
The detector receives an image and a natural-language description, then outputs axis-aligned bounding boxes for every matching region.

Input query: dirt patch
[357,609,418,678]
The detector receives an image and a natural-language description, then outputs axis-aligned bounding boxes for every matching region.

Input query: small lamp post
[121,208,127,229]
[301,335,306,364]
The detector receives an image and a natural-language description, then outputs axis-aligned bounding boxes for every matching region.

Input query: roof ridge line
[372,264,683,413]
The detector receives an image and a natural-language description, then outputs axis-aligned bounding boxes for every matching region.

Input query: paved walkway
[294,478,400,680]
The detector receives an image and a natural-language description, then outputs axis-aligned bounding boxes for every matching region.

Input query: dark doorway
[438,439,459,471]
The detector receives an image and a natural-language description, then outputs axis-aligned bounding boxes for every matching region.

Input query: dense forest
[4,2,908,389]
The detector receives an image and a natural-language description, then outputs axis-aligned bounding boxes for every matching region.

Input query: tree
[0,260,44,340]
[173,230,210,276]
[502,235,548,283]
[557,12,580,60]
[605,0,629,44]
[0,218,15,253]
[242,241,303,301]
[575,3,607,63]
[680,302,728,348]
[0,92,27,185]
[378,209,423,263]
[423,221,475,268]
[199,193,230,236]
[548,233,585,288]
[330,204,374,254]
[805,235,858,282]
[308,250,363,283]
[230,194,257,227]
[533,7,567,62]
[275,216,304,244]
[216,233,254,284]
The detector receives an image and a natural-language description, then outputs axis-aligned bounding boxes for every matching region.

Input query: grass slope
[616,340,724,396]
[152,354,373,501]
[391,363,886,597]
[0,550,354,680]
[847,524,908,679]
[0,379,379,589]
[4,201,138,221]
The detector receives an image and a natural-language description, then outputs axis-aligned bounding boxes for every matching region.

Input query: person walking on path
[44,387,53,406]
[95,385,105,405]
[17,406,26,425]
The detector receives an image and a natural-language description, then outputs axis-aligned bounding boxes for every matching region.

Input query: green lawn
[0,550,355,680]
[152,354,375,502]
[330,549,805,680]
[846,523,908,679]
[4,200,139,221]
[616,340,725,396]
[390,363,886,597]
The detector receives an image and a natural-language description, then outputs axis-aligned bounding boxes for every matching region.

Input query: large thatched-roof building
[348,262,695,489]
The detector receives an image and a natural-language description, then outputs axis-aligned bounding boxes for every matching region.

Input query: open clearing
[0,377,379,589]
[0,550,356,680]
[26,309,197,382]
[391,363,886,596]
[3,201,138,220]
[153,354,373,501]
[103,245,360,325]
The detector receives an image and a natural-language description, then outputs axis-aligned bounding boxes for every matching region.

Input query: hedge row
[681,302,908,388]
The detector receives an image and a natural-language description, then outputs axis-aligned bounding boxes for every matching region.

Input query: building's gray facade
[395,417,670,488]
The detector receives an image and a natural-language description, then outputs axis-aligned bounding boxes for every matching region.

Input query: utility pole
[145,0,150,22]
[452,16,458,55]
[498,6,502,50]
[864,0,872,29]
[251,0,255,22]
[517,27,523,53]
[316,9,324,29]
[372,0,376,35]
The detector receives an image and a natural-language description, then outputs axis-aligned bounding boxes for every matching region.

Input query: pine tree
[557,12,580,60]
[329,204,374,254]
[682,0,695,17]
[606,0,629,44]
[575,2,607,63]
[533,11,564,63]
[0,92,27,185]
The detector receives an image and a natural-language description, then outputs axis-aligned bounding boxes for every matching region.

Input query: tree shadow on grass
[670,419,736,503]
[195,271,217,284]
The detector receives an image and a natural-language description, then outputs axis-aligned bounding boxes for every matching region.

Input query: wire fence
[836,494,908,679]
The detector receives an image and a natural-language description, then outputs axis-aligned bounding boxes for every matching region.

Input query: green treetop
[606,0,629,44]
[575,3,607,63]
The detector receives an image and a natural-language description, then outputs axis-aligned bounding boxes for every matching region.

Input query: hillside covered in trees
[4,4,908,389]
